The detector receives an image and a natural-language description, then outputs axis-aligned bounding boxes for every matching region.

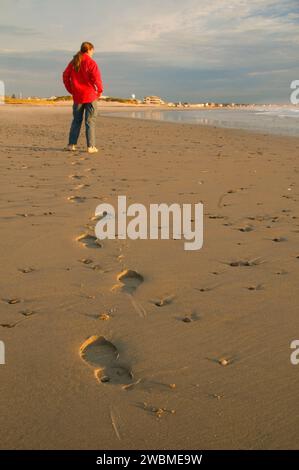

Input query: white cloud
[1,0,299,101]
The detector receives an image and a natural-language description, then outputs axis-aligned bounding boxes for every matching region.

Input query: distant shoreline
[2,98,296,109]
[2,102,299,137]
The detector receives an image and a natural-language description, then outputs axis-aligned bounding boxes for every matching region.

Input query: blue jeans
[68,100,98,147]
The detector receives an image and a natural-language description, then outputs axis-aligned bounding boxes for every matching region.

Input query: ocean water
[102,106,299,136]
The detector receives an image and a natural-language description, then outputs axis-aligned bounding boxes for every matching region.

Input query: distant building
[143,96,165,105]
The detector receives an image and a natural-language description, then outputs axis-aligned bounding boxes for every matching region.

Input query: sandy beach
[0,104,299,450]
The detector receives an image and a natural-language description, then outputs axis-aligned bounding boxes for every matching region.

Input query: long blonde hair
[72,42,94,72]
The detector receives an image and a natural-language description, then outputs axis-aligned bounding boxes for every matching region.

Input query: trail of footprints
[68,163,298,392]
[4,147,297,425]
[1,125,298,435]
[67,153,145,385]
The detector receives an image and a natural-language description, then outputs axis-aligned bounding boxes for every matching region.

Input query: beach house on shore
[143,95,165,105]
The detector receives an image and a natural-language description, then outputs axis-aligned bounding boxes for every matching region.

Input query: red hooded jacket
[62,53,103,104]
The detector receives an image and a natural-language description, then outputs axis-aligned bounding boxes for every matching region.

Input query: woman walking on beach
[63,41,103,154]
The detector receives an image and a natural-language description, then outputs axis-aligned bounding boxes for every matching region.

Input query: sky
[1,0,299,103]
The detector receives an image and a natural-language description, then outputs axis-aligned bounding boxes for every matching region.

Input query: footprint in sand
[208,214,226,220]
[75,184,90,190]
[18,267,35,274]
[180,312,200,323]
[90,211,110,223]
[227,258,264,267]
[272,236,287,243]
[238,225,254,233]
[67,195,86,203]
[116,269,144,295]
[275,269,288,275]
[79,335,133,385]
[69,174,84,180]
[112,270,146,317]
[195,283,222,292]
[246,284,264,291]
[76,233,102,248]
[152,295,174,307]
[217,189,237,208]
[79,258,94,265]
[3,298,22,305]
[0,321,23,328]
[78,258,103,271]
[20,309,36,317]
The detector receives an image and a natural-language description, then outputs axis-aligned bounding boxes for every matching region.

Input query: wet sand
[0,104,299,449]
